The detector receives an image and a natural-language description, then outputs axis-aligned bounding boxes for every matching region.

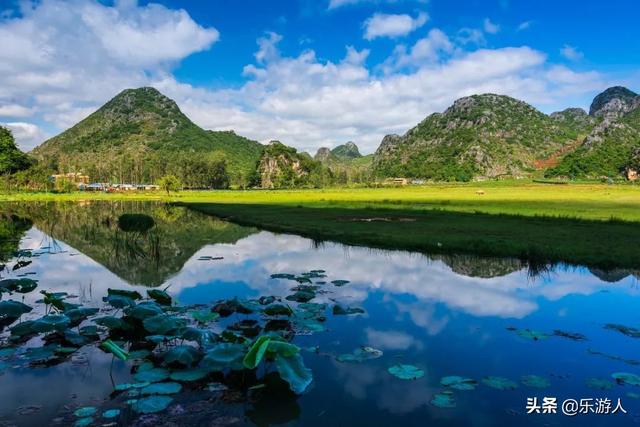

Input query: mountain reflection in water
[0,201,639,427]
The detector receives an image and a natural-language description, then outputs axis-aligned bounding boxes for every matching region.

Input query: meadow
[3,181,639,269]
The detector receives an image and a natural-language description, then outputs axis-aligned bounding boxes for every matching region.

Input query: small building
[626,167,638,181]
[384,177,408,186]
[80,183,108,191]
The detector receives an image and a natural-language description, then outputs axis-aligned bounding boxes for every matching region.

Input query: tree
[157,174,182,196]
[206,152,230,189]
[0,126,33,175]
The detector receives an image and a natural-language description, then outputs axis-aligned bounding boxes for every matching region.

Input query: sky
[0,0,639,154]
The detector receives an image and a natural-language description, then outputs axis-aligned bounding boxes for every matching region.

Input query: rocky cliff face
[589,86,639,118]
[331,141,362,160]
[314,147,334,163]
[548,86,640,179]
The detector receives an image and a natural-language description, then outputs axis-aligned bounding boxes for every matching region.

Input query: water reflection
[1,202,640,426]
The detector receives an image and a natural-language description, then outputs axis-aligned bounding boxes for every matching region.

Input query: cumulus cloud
[0,1,607,155]
[363,12,428,40]
[0,0,218,146]
[483,18,500,34]
[517,20,533,31]
[1,122,46,151]
[560,44,584,61]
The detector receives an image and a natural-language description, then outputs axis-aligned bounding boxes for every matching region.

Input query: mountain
[547,86,640,179]
[589,86,639,117]
[258,141,329,189]
[0,126,33,174]
[31,87,264,185]
[331,142,362,160]
[372,94,584,181]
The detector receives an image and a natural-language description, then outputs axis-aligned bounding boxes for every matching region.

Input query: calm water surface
[1,201,640,427]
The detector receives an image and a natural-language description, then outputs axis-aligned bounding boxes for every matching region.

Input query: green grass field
[3,182,640,269]
[2,181,639,220]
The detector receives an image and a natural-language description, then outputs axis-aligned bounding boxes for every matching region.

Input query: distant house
[81,183,107,191]
[626,167,638,181]
[49,172,89,186]
[384,177,408,186]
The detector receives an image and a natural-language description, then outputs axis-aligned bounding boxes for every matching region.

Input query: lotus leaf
[130,395,173,414]
[140,382,182,395]
[148,289,172,306]
[163,345,201,366]
[388,364,424,380]
[440,376,478,390]
[275,352,313,394]
[336,347,383,363]
[521,375,550,388]
[134,368,170,383]
[482,376,518,390]
[431,390,456,408]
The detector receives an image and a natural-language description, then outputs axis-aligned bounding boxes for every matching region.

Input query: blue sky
[1,0,638,153]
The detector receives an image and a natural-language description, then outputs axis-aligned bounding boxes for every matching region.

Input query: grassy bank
[3,182,640,269]
[2,181,640,221]
[183,201,640,270]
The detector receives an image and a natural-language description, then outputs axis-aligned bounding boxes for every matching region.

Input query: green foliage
[157,175,182,195]
[31,88,263,185]
[547,107,640,179]
[0,126,33,175]
[258,141,331,189]
[373,94,587,181]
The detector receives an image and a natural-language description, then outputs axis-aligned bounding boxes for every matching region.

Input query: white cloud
[517,20,532,31]
[363,12,428,40]
[380,28,454,72]
[0,1,607,155]
[0,104,33,117]
[560,44,584,61]
[1,122,46,151]
[456,27,486,45]
[483,18,500,34]
[0,0,218,147]
[328,0,419,9]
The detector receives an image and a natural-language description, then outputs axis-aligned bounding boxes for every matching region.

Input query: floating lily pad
[32,314,70,333]
[0,278,38,294]
[0,300,32,318]
[140,382,182,395]
[331,280,350,287]
[190,309,218,324]
[270,273,296,280]
[612,372,640,386]
[430,390,456,408]
[553,330,587,341]
[263,304,293,317]
[65,307,99,323]
[336,347,383,363]
[169,369,209,382]
[130,396,173,414]
[128,303,164,320]
[586,378,615,390]
[105,294,136,309]
[605,324,640,338]
[74,417,93,427]
[200,343,246,371]
[163,345,201,367]
[440,376,478,390]
[143,314,186,335]
[514,328,550,341]
[333,305,365,315]
[482,376,518,390]
[521,375,550,388]
[74,407,97,417]
[388,364,425,380]
[102,409,120,419]
[115,382,150,391]
[134,368,170,383]
[285,290,315,303]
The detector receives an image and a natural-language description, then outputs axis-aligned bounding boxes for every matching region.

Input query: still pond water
[1,201,640,427]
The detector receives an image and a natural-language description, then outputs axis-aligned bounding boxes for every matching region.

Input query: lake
[1,201,639,427]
